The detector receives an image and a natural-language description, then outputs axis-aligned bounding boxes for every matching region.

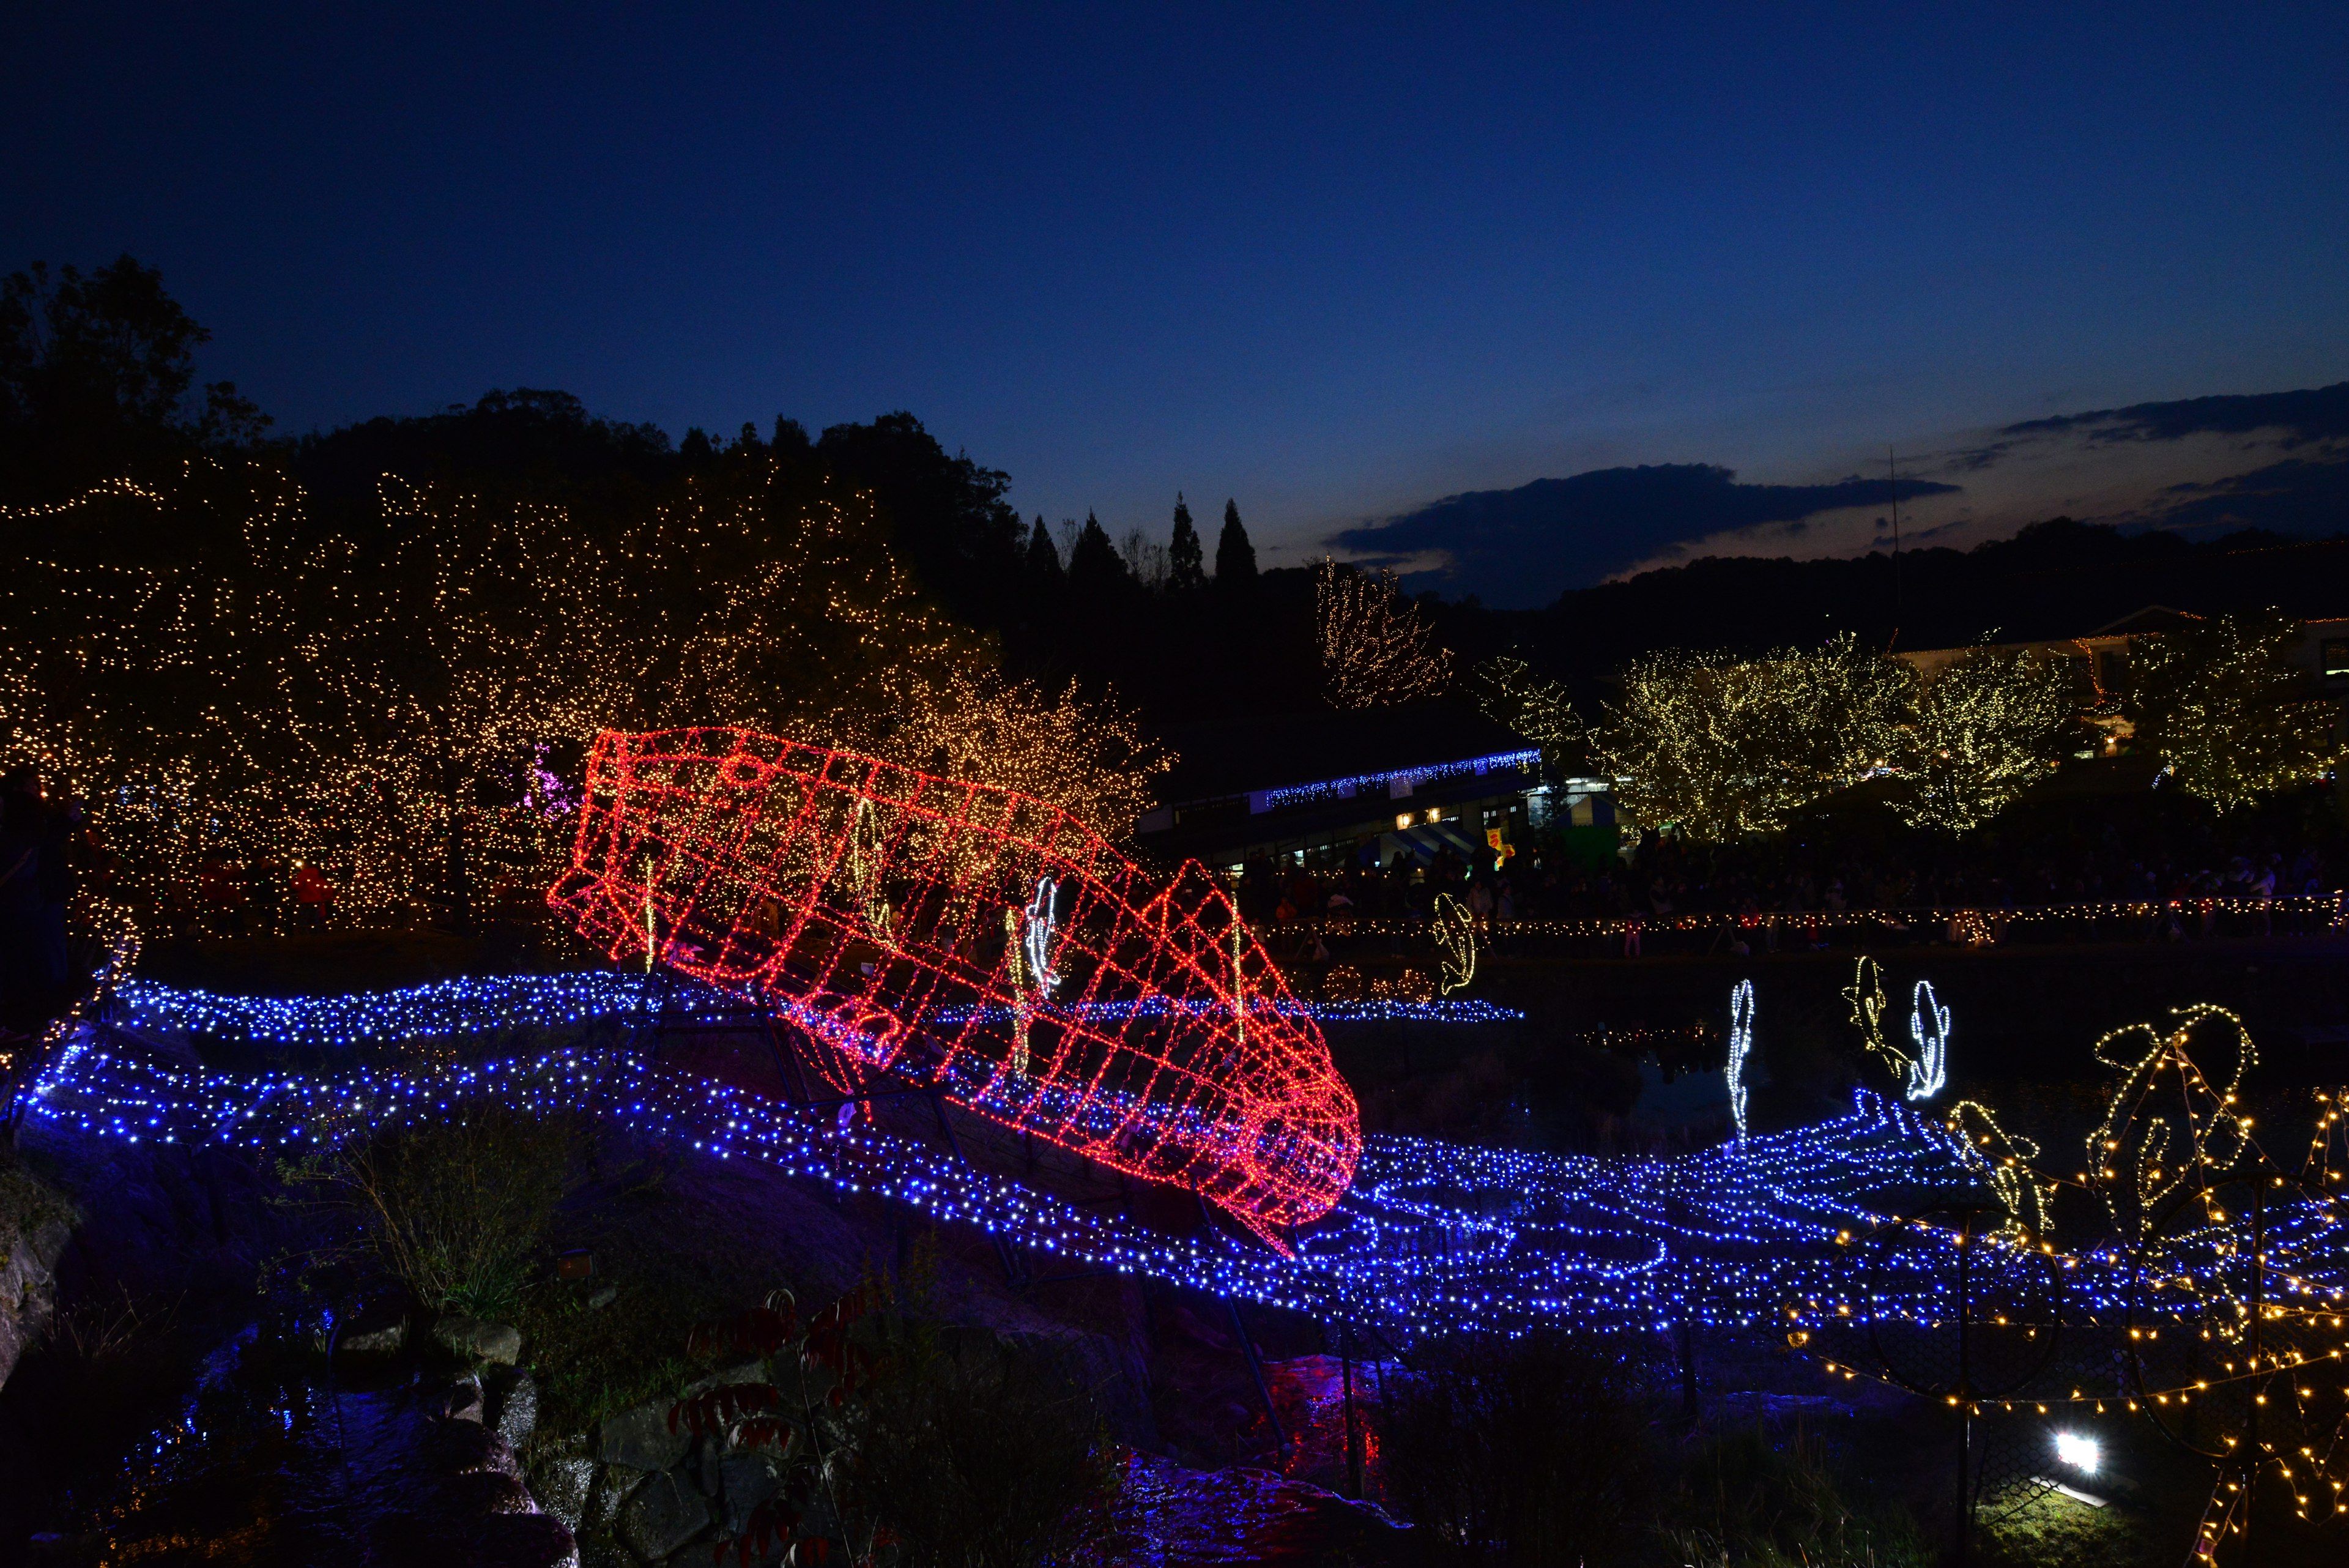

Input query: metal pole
[1954,1210,1972,1568]
[1230,1298,1288,1463]
[1679,1317,1699,1421]
[1341,1326,1362,1498]
[2245,1180,2264,1550]
[929,1091,1024,1288]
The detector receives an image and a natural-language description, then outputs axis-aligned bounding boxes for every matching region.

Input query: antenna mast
[1888,445,1903,631]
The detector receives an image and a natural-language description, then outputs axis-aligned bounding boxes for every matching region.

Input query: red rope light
[548,728,1362,1248]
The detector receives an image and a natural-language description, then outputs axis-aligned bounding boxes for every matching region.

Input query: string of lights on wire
[1301,892,2349,943]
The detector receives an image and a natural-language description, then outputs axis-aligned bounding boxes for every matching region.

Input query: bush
[1380,1332,1653,1566]
[848,1336,1116,1568]
[1660,1421,1929,1567]
[281,1099,574,1318]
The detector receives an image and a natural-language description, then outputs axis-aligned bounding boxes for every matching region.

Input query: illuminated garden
[9,34,2349,1562]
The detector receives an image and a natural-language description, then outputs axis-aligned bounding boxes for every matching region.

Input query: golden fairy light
[1314,557,1452,710]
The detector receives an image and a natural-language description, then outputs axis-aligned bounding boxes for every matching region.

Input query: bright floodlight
[2054,1432,2100,1474]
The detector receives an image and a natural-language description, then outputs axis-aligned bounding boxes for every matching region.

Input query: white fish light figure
[1727,978,1755,1142]
[1906,979,1950,1102]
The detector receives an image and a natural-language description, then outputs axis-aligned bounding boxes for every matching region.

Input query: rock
[573,1526,633,1568]
[494,1370,540,1449]
[473,1512,582,1567]
[598,1403,689,1474]
[330,1291,412,1356]
[679,1360,767,1398]
[445,1469,533,1515]
[718,1449,781,1536]
[0,1168,77,1392]
[617,1469,711,1561]
[435,1313,523,1365]
[530,1452,598,1530]
[443,1373,486,1423]
[585,1463,644,1527]
[435,1419,518,1474]
[340,1320,407,1354]
[585,1284,617,1310]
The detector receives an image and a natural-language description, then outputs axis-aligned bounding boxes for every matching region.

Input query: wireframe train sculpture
[549,727,1362,1247]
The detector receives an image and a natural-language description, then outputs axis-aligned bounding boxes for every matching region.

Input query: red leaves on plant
[724,1498,804,1567]
[687,1298,801,1360]
[734,1415,794,1452]
[800,1285,875,1399]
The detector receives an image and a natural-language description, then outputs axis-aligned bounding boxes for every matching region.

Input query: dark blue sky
[7,5,2345,595]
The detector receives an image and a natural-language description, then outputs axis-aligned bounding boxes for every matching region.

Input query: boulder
[340,1320,407,1355]
[572,1526,633,1568]
[445,1470,533,1515]
[435,1313,523,1365]
[529,1451,597,1530]
[585,1463,644,1527]
[331,1291,413,1356]
[443,1373,486,1423]
[0,1168,76,1392]
[492,1369,540,1449]
[434,1419,518,1475]
[472,1512,582,1568]
[718,1450,781,1536]
[617,1470,711,1561]
[598,1403,689,1473]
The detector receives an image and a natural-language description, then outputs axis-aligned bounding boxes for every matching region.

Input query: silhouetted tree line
[1505,519,2349,710]
[12,254,2348,741]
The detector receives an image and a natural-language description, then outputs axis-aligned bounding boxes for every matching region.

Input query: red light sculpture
[549,728,1361,1246]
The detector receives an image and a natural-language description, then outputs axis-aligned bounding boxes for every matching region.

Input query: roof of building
[1156,700,1529,804]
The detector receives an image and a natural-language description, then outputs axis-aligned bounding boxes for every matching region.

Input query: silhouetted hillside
[1520,519,2349,685]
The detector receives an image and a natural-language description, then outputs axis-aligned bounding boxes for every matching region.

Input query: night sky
[7,4,2345,601]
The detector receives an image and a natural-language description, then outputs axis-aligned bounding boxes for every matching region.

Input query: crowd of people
[1238,792,2349,956]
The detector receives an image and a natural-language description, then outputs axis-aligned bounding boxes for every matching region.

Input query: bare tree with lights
[1315,557,1453,710]
[1474,653,1586,773]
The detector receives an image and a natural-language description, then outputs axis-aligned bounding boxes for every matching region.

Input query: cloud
[2138,456,2349,535]
[2001,381,2349,448]
[1326,463,1959,606]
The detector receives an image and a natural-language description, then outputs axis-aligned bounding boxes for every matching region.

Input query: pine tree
[1023,513,1063,585]
[1066,510,1130,595]
[1215,499,1258,585]
[1168,493,1206,592]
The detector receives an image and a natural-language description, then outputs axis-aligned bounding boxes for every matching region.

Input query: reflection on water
[72,1322,456,1567]
[1101,1454,1406,1566]
[81,1335,1408,1567]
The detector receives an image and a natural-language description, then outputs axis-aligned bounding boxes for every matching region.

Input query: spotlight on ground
[2054,1431,2100,1475]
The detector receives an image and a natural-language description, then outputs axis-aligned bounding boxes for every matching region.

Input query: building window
[2323,639,2349,681]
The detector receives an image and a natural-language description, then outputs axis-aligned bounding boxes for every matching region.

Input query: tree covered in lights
[1891,644,2079,834]
[1315,557,1455,710]
[884,670,1172,841]
[1472,654,1586,773]
[1595,633,1907,841]
[3,439,1175,931]
[2128,608,2342,811]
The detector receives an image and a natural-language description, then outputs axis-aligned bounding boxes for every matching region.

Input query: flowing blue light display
[113,975,1521,1047]
[50,976,2348,1367]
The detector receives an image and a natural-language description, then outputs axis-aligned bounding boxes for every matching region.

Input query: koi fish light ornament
[548,728,1361,1247]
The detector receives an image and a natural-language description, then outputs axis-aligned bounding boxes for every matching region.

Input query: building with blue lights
[1137,702,1620,872]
